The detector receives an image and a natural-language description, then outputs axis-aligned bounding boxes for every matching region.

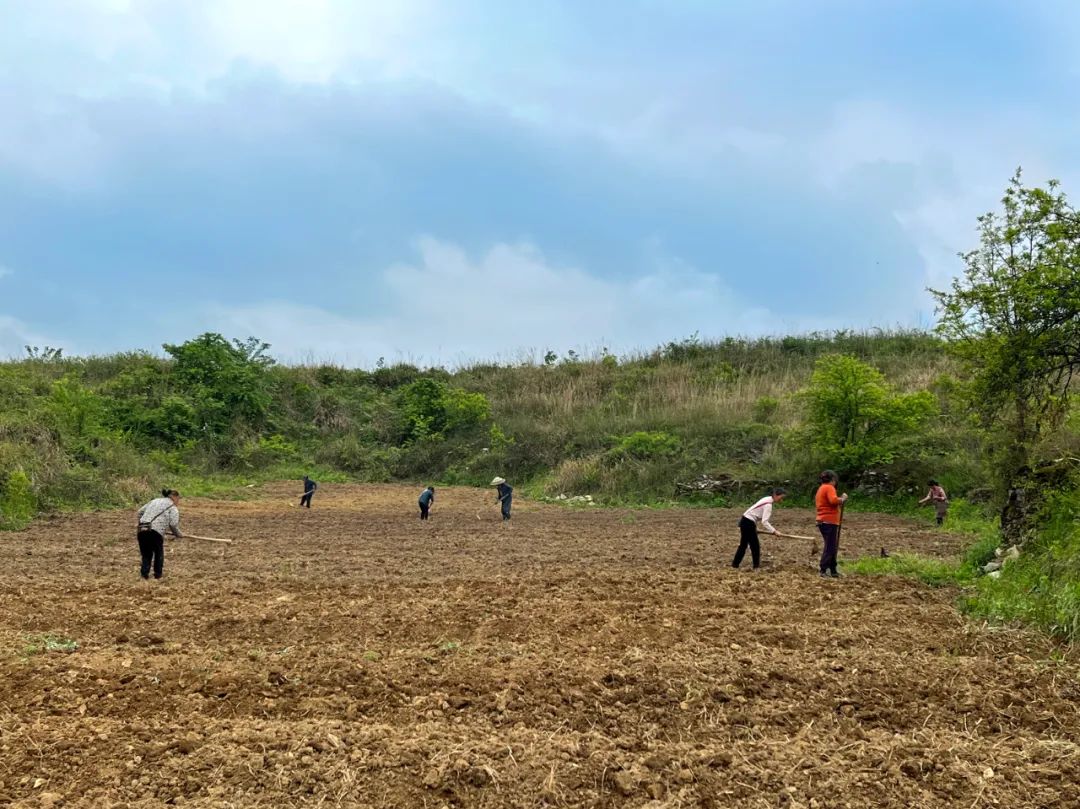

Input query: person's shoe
[819,571,830,578]
[829,570,841,578]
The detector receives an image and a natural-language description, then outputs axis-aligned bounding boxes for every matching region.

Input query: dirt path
[0,484,1076,808]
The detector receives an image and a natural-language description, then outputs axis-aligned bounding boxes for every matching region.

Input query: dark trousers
[818,522,840,574]
[501,496,512,520]
[732,517,761,568]
[300,492,313,508]
[420,502,430,520]
[138,530,164,579]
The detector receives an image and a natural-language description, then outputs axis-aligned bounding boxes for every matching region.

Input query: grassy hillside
[0,330,974,517]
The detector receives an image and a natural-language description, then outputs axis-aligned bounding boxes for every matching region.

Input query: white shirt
[742,496,777,534]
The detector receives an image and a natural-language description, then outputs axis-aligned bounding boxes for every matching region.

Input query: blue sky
[2,0,1078,365]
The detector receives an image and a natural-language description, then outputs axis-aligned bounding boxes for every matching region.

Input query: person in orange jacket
[815,470,848,578]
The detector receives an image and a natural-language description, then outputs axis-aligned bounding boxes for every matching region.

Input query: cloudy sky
[2,1,1078,365]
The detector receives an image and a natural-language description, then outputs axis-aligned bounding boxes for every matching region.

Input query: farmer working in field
[919,479,949,525]
[815,470,848,578]
[491,477,513,520]
[419,486,435,520]
[136,488,183,580]
[733,488,786,570]
[299,475,317,508]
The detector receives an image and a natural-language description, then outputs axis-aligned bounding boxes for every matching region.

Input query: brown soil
[0,483,1076,808]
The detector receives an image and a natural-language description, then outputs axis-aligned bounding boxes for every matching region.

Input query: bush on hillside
[802,354,937,479]
[0,470,36,529]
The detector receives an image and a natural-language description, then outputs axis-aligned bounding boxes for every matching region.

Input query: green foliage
[966,487,1080,642]
[752,396,780,424]
[0,328,994,524]
[163,333,274,434]
[0,470,36,529]
[931,170,1080,486]
[802,354,937,478]
[610,431,682,461]
[46,376,107,455]
[22,634,78,655]
[399,378,490,440]
[844,553,967,588]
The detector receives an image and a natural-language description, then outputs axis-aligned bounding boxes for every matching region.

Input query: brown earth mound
[0,483,1076,807]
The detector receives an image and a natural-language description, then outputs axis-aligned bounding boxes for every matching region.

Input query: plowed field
[0,483,1077,808]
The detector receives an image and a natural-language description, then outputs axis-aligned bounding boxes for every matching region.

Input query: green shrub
[802,354,937,478]
[400,378,490,440]
[752,396,780,424]
[0,470,36,530]
[610,431,682,461]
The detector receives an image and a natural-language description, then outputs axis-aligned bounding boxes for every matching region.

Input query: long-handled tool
[184,534,234,544]
[770,531,816,541]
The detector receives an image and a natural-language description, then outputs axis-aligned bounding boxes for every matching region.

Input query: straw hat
[490,477,506,486]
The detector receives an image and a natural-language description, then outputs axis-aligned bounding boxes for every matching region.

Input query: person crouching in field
[919,479,949,525]
[733,488,786,569]
[419,486,435,520]
[491,477,513,520]
[136,489,183,580]
[815,471,848,578]
[300,475,317,508]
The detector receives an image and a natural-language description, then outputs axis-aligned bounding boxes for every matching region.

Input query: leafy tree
[803,354,936,478]
[162,333,274,434]
[931,170,1080,540]
[399,378,490,440]
[47,376,105,450]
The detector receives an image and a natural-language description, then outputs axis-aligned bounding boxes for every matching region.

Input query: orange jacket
[815,483,843,524]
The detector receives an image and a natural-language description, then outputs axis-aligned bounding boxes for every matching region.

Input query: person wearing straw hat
[135,488,183,580]
[491,477,513,521]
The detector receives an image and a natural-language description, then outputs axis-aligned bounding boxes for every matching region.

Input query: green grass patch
[844,554,968,587]
[22,634,78,655]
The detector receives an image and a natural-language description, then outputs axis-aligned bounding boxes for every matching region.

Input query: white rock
[988,570,1002,579]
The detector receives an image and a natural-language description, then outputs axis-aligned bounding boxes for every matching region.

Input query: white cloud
[205,237,836,367]
[0,266,11,279]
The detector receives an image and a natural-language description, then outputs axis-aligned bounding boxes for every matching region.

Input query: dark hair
[161,488,179,498]
[928,479,939,486]
[819,470,838,484]
[428,485,435,491]
[771,487,786,497]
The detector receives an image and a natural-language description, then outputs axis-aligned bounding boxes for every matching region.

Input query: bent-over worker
[136,488,183,580]
[733,488,786,570]
[491,477,513,521]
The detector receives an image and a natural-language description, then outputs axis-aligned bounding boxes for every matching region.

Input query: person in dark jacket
[492,477,513,521]
[418,486,435,520]
[300,475,317,508]
[136,489,183,580]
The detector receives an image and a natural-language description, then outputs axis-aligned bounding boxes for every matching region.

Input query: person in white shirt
[732,488,786,569]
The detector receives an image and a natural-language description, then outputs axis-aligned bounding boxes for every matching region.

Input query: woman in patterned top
[136,489,183,580]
